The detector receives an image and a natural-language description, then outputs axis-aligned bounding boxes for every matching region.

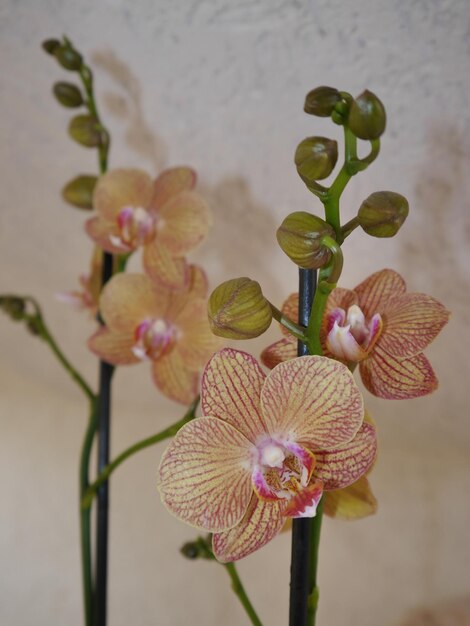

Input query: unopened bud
[295,137,338,183]
[208,278,272,340]
[357,191,409,237]
[68,115,102,148]
[0,296,26,320]
[348,90,386,140]
[62,175,97,209]
[304,86,342,117]
[180,542,200,560]
[277,212,335,269]
[42,39,61,55]
[53,82,83,108]
[54,45,83,71]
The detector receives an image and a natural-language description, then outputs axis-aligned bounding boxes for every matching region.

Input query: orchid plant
[0,37,449,626]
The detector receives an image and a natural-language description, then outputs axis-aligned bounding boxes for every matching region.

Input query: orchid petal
[377,293,450,359]
[212,495,284,562]
[85,216,128,254]
[99,273,164,332]
[150,167,196,211]
[325,322,369,362]
[283,481,323,518]
[93,169,153,219]
[360,347,438,399]
[143,238,189,290]
[354,269,406,318]
[188,264,208,299]
[324,476,377,520]
[175,300,220,369]
[201,348,267,442]
[88,327,140,365]
[261,356,363,450]
[260,337,297,369]
[158,417,253,532]
[280,293,299,336]
[152,350,200,404]
[314,422,377,490]
[157,191,212,256]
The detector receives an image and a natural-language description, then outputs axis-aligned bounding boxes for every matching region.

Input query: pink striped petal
[176,300,220,369]
[260,337,297,369]
[88,327,139,364]
[188,264,208,299]
[360,347,438,399]
[157,191,212,256]
[378,293,450,359]
[150,167,196,211]
[201,349,268,443]
[280,293,299,336]
[313,422,377,490]
[158,417,253,532]
[261,356,364,450]
[143,238,189,290]
[152,350,200,404]
[212,495,284,562]
[324,476,377,520]
[100,273,164,332]
[354,269,406,318]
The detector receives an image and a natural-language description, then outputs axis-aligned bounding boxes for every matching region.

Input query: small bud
[62,175,97,210]
[0,296,26,320]
[304,86,342,117]
[42,39,61,55]
[348,90,386,140]
[68,115,102,148]
[180,542,200,560]
[277,212,335,269]
[295,137,338,183]
[357,191,409,237]
[54,45,83,71]
[53,82,84,108]
[208,278,272,340]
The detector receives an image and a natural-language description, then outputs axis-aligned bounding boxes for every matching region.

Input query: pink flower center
[114,206,155,249]
[326,304,382,362]
[132,318,176,361]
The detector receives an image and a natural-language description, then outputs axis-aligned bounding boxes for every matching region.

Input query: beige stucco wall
[1,1,469,625]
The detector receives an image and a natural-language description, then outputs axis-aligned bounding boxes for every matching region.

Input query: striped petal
[261,356,364,450]
[143,238,189,290]
[280,293,299,336]
[212,495,284,562]
[150,167,196,211]
[354,269,406,318]
[378,293,450,359]
[157,191,212,256]
[324,476,377,520]
[158,417,253,532]
[85,216,129,254]
[152,350,200,404]
[176,299,220,369]
[201,349,267,442]
[88,327,139,364]
[260,337,297,369]
[313,422,377,490]
[93,169,154,220]
[100,273,164,332]
[188,264,208,299]
[360,346,438,399]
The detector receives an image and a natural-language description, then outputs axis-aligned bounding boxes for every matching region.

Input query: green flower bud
[304,86,342,117]
[277,212,335,269]
[62,175,97,209]
[54,45,83,71]
[348,90,386,140]
[42,39,61,55]
[68,115,102,148]
[180,542,200,560]
[26,318,41,336]
[357,191,409,237]
[53,82,84,108]
[0,296,26,320]
[208,278,272,339]
[295,137,338,183]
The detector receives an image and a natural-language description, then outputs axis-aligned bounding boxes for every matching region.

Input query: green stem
[82,396,200,509]
[78,63,110,175]
[340,216,360,240]
[269,303,308,342]
[307,498,324,626]
[224,562,264,626]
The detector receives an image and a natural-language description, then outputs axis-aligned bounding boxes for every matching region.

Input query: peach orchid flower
[158,348,377,561]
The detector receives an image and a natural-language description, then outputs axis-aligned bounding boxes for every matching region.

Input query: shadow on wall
[393,594,470,626]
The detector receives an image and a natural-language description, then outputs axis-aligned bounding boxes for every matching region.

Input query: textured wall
[1,1,469,625]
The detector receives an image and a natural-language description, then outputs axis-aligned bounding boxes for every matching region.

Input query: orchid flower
[85,167,211,289]
[88,265,219,404]
[158,348,377,561]
[262,269,450,399]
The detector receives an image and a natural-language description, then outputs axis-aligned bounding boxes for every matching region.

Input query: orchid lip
[326,304,382,362]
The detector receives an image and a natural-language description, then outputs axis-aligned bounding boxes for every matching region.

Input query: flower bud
[295,137,338,183]
[304,86,342,117]
[357,191,409,237]
[42,39,61,55]
[62,175,97,209]
[68,115,102,148]
[277,212,335,269]
[54,45,83,71]
[208,278,272,339]
[0,296,25,320]
[53,82,84,108]
[348,90,386,140]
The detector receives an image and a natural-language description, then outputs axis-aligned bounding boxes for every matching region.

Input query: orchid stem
[224,562,264,626]
[81,396,200,510]
[269,303,308,342]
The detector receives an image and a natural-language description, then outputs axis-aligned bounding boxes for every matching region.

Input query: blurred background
[1,1,469,625]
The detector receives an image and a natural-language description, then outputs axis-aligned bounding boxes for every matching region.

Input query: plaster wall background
[0,1,469,625]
